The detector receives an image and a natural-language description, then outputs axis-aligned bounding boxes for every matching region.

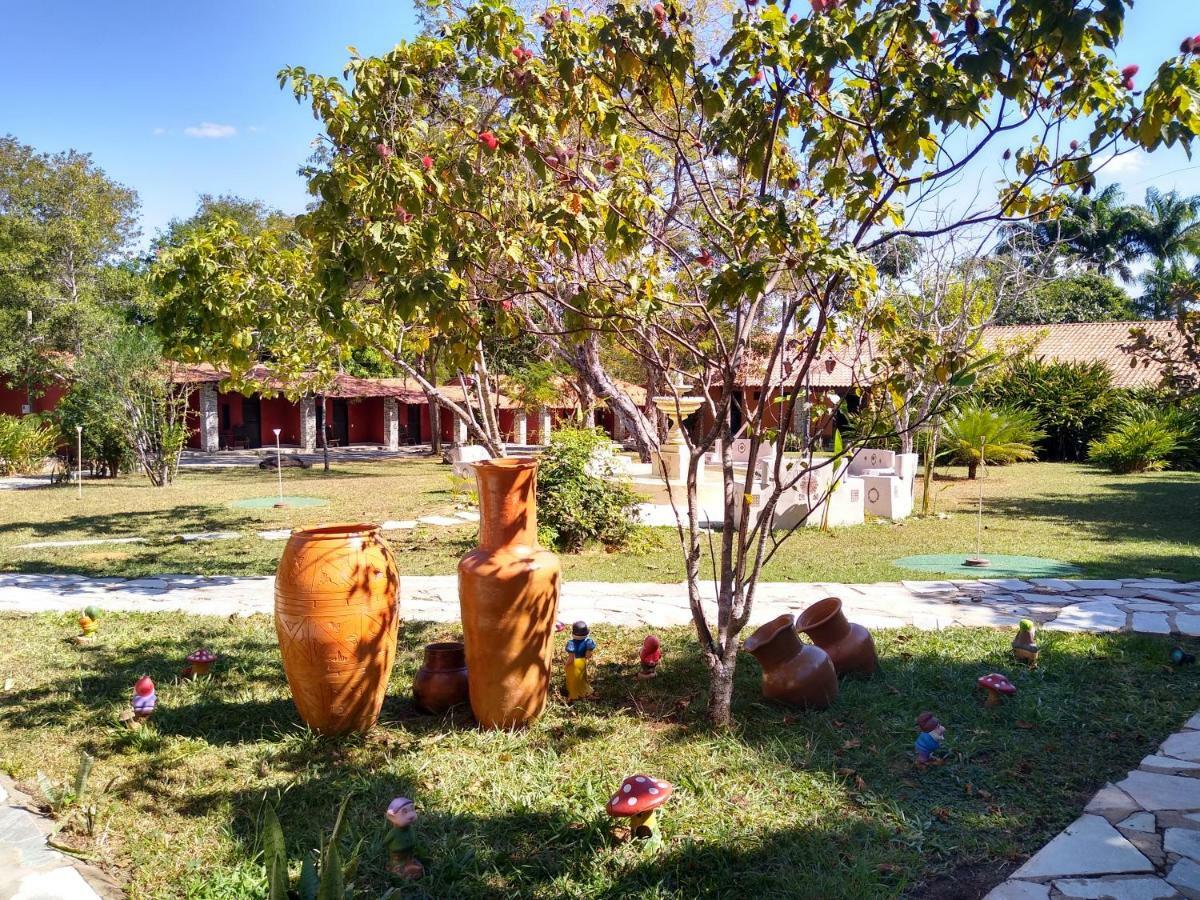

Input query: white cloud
[184,122,237,139]
[1098,151,1147,178]
[152,127,167,136]
[247,125,262,134]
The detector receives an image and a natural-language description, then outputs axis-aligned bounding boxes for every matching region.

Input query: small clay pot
[796,597,878,677]
[413,642,470,714]
[744,613,838,710]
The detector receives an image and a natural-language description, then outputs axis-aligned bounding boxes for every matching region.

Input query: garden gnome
[914,712,946,768]
[1172,646,1197,666]
[384,796,423,880]
[130,676,156,727]
[639,635,662,679]
[565,621,596,701]
[1012,619,1039,665]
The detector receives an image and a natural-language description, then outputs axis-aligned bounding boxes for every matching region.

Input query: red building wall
[260,397,302,446]
[186,389,202,448]
[0,382,65,417]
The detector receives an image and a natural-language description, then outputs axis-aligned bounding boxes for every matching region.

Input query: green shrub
[56,381,131,477]
[979,359,1118,460]
[940,402,1045,479]
[0,414,57,475]
[1088,401,1193,473]
[537,427,640,552]
[1088,418,1179,473]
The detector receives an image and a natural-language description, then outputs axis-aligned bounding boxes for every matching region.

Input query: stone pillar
[537,407,552,445]
[513,409,528,445]
[299,396,317,452]
[383,398,400,450]
[453,415,468,446]
[199,384,219,452]
[612,412,626,441]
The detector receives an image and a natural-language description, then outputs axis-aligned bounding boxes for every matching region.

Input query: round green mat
[894,553,1082,578]
[230,495,330,509]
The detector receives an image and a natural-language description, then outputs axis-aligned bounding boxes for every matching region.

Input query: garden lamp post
[75,425,83,500]
[273,428,284,507]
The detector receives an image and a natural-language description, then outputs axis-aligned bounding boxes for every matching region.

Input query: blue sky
[3,0,1199,248]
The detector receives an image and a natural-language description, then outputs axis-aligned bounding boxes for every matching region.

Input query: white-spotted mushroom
[605,774,674,839]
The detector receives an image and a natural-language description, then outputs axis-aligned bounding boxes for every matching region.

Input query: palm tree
[940,402,1045,479]
[1134,189,1200,319]
[1001,186,1146,281]
[1136,188,1200,265]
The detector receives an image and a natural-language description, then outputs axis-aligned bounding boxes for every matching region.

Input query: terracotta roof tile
[979,321,1186,389]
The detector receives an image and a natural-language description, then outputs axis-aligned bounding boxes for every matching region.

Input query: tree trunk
[429,394,442,456]
[705,655,736,727]
[315,395,330,473]
[569,334,659,461]
[921,422,940,515]
[967,459,978,480]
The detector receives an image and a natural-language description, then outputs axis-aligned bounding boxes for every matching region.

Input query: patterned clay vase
[413,641,470,714]
[274,523,399,735]
[458,457,561,729]
[796,596,878,677]
[743,613,839,710]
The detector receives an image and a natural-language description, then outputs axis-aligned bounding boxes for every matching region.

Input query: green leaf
[262,804,289,900]
[298,853,319,900]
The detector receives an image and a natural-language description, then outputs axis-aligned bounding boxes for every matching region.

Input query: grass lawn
[1,460,1198,582]
[1,613,1197,898]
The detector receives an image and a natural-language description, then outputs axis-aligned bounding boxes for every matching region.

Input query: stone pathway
[3,572,1200,635]
[986,712,1200,899]
[0,777,114,899]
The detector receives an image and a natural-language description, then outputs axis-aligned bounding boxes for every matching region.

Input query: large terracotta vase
[458,457,561,729]
[796,596,878,676]
[743,613,838,709]
[413,641,470,714]
[274,523,399,735]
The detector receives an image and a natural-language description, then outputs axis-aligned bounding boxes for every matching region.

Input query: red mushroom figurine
[606,774,674,840]
[978,672,1016,707]
[186,648,217,678]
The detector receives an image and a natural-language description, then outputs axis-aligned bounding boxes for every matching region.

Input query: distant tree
[154,194,291,250]
[1136,188,1200,269]
[1137,260,1200,320]
[996,272,1134,324]
[1002,186,1146,281]
[0,135,139,384]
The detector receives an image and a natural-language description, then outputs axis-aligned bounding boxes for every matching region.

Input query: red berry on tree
[479,131,499,151]
[696,250,714,267]
[374,143,393,159]
[1121,64,1140,78]
[1182,36,1195,54]
[652,3,666,23]
[421,155,434,170]
[750,70,763,84]
[790,13,798,23]
[500,299,514,311]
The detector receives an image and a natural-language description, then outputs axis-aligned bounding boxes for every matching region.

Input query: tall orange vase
[274,523,399,735]
[458,458,561,729]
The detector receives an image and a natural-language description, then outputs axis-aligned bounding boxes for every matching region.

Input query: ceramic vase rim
[744,612,797,653]
[798,596,845,631]
[289,522,381,540]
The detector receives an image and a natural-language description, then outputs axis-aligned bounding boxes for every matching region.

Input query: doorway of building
[407,404,422,444]
[241,396,262,448]
[330,399,350,446]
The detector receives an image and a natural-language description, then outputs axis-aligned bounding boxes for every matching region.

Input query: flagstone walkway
[0,777,116,900]
[3,572,1200,635]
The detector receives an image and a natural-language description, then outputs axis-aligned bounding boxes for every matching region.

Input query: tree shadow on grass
[984,468,1200,548]
[9,615,1200,897]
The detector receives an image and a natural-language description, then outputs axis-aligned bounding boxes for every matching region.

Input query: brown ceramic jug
[743,613,838,709]
[796,597,878,677]
[458,457,561,729]
[413,641,470,714]
[274,523,400,735]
